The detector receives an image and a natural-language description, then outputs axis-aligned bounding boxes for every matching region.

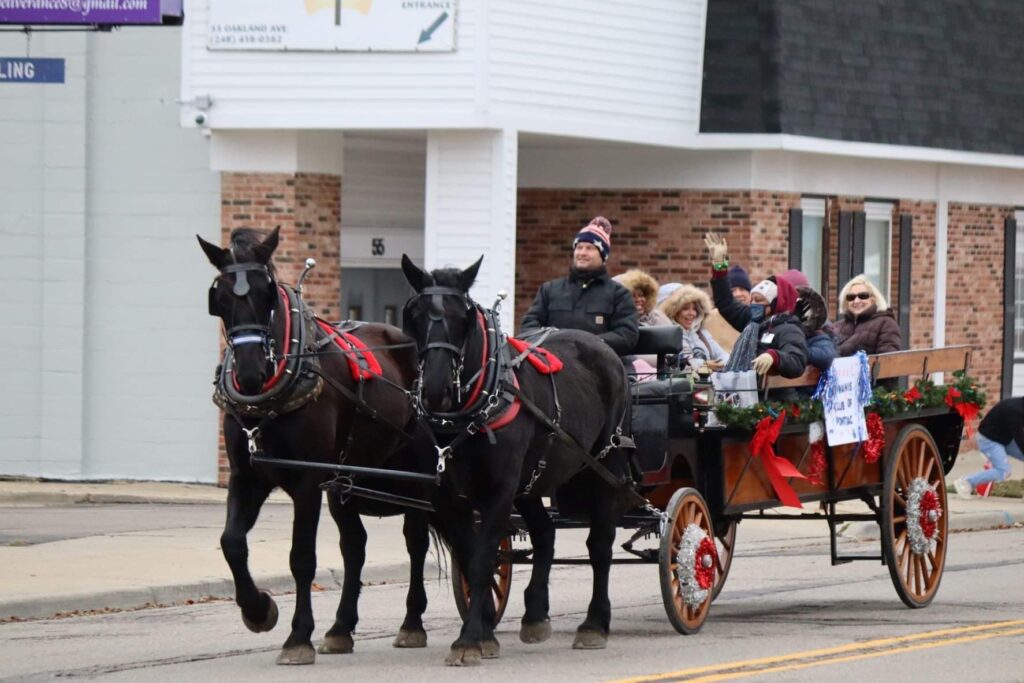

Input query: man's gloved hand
[753,353,774,375]
[703,233,729,264]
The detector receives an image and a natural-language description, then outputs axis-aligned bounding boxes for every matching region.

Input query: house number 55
[371,238,385,256]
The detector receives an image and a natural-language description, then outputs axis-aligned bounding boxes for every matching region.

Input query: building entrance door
[341,267,413,325]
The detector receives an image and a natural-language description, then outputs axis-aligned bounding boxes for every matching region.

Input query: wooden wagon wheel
[659,487,716,634]
[881,424,948,608]
[711,519,738,602]
[451,535,513,626]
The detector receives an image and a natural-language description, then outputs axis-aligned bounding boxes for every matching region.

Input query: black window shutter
[837,211,854,294]
[788,208,803,270]
[852,211,866,276]
[1003,217,1017,400]
[898,214,912,350]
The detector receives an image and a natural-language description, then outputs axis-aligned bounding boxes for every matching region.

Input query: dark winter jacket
[794,286,837,372]
[755,313,809,379]
[520,267,639,356]
[978,397,1024,451]
[710,270,807,378]
[833,306,902,356]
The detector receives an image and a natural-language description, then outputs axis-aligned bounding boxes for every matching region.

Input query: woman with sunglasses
[833,274,902,356]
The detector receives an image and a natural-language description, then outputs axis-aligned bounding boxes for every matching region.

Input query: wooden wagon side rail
[762,345,973,390]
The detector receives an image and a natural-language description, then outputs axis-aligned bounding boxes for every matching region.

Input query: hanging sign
[207,0,456,52]
[818,353,871,446]
[0,57,64,84]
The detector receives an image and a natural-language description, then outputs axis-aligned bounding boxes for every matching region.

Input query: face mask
[749,303,766,322]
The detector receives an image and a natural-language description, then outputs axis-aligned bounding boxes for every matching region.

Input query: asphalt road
[1,520,1021,682]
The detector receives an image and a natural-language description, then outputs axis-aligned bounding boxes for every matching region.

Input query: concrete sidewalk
[0,449,1020,621]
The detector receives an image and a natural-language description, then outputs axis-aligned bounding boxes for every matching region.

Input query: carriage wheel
[711,520,738,602]
[881,424,948,608]
[659,488,716,634]
[451,535,513,626]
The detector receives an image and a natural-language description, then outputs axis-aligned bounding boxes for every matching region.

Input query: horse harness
[409,286,651,509]
[209,261,436,510]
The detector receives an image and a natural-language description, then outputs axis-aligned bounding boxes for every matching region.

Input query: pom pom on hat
[573,216,612,261]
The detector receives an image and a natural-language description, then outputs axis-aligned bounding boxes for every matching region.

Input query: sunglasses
[846,292,872,301]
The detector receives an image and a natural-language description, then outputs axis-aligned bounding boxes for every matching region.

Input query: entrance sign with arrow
[208,0,457,52]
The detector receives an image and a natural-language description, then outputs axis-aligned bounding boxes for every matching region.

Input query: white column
[424,129,518,331]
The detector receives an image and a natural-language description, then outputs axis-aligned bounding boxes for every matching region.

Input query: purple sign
[0,0,177,25]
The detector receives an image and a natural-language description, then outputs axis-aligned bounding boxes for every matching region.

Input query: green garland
[711,371,987,432]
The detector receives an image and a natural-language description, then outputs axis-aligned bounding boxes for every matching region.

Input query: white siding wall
[182,0,481,130]
[342,135,426,231]
[0,28,221,482]
[487,0,707,143]
[424,130,517,328]
[182,0,708,146]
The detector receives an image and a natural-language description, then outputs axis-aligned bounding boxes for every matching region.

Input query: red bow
[944,386,961,408]
[944,387,979,437]
[750,411,806,508]
[903,386,922,404]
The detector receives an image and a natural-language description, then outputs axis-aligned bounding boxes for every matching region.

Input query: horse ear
[458,255,484,292]
[401,254,431,292]
[197,234,227,268]
[253,226,281,263]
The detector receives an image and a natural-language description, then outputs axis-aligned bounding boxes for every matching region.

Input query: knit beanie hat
[573,216,612,261]
[780,269,811,288]
[727,265,753,292]
[750,279,778,305]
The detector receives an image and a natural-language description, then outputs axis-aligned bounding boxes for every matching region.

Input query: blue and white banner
[817,352,872,446]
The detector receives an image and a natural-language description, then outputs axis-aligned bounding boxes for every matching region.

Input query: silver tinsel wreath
[675,523,712,608]
[905,476,942,556]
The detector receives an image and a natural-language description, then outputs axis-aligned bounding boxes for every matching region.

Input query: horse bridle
[209,261,279,370]
[404,285,482,408]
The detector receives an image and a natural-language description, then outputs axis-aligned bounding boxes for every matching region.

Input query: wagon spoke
[693,510,704,530]
[893,491,907,510]
[892,515,906,524]
[922,456,936,484]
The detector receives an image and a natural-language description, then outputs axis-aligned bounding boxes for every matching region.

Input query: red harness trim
[462,311,489,409]
[507,337,564,374]
[485,373,521,430]
[232,286,291,393]
[316,320,384,381]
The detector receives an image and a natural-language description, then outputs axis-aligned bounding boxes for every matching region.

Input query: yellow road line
[616,620,1024,683]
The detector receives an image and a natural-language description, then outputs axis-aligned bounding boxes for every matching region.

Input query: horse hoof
[444,645,482,667]
[520,618,552,644]
[393,628,427,648]
[481,638,500,659]
[276,644,316,665]
[572,629,608,650]
[241,591,279,634]
[318,632,354,654]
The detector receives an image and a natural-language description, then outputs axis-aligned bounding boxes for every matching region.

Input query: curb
[0,560,429,621]
[0,491,292,507]
[839,509,1024,542]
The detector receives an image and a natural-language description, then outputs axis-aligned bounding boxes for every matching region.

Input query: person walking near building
[954,396,1024,499]
[520,216,639,356]
[832,274,902,356]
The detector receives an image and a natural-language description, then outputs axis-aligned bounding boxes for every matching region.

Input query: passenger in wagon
[613,269,672,326]
[703,233,807,378]
[657,284,729,374]
[520,216,639,356]
[832,274,902,356]
[727,264,753,305]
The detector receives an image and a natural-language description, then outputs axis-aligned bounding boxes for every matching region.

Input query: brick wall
[515,189,800,323]
[216,172,342,485]
[946,202,1013,404]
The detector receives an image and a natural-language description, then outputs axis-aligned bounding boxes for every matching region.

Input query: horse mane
[228,228,278,276]
[430,267,470,292]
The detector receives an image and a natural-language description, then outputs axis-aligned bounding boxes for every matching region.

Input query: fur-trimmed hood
[658,284,712,329]
[613,269,659,315]
[795,286,828,334]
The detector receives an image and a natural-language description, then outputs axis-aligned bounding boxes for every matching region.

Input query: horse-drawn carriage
[202,235,978,665]
[454,325,973,636]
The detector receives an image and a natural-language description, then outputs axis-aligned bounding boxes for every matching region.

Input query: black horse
[401,255,635,666]
[199,227,430,665]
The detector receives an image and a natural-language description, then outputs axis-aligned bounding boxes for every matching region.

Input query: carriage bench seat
[631,377,693,405]
[633,325,683,358]
[763,345,973,390]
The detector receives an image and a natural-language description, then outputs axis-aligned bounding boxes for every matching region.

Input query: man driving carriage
[519,216,639,356]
